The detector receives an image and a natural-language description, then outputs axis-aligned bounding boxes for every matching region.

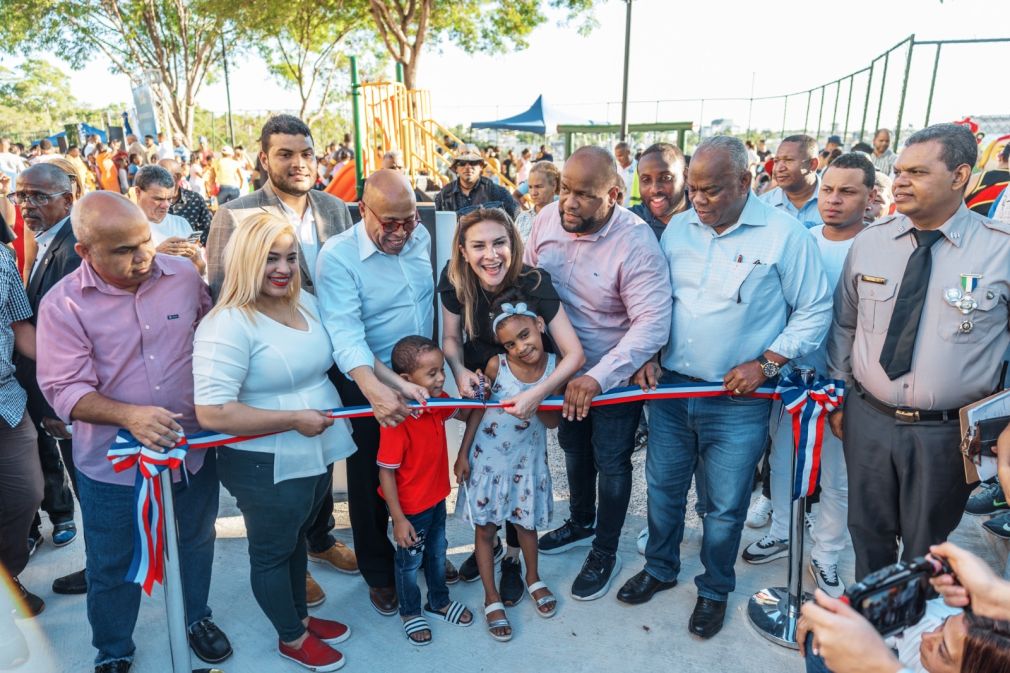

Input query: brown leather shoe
[305,572,325,608]
[368,586,398,616]
[308,540,359,574]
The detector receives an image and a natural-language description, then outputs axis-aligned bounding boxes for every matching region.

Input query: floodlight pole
[619,0,633,141]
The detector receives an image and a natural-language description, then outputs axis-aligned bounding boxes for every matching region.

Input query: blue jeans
[77,451,219,666]
[644,370,771,601]
[217,186,240,204]
[557,400,643,555]
[393,501,449,617]
[804,632,832,672]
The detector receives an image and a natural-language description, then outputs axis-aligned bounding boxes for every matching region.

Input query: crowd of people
[1,111,1010,673]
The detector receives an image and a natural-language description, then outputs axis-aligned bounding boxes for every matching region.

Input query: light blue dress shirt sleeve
[315,232,376,375]
[767,226,833,360]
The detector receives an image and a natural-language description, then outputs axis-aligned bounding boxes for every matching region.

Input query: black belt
[855,384,959,423]
[671,371,706,383]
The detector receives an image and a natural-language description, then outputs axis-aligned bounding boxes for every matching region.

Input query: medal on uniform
[944,273,983,316]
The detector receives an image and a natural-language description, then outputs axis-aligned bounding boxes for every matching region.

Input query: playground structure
[326,58,518,202]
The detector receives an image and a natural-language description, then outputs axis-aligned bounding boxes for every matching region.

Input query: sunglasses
[457,201,503,217]
[455,160,484,168]
[361,201,419,233]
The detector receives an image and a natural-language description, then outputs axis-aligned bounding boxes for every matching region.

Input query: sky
[6,0,1010,138]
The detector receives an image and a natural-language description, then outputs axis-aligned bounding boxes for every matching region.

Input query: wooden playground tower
[336,57,516,201]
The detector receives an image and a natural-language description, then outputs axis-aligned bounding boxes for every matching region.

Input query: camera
[842,555,951,637]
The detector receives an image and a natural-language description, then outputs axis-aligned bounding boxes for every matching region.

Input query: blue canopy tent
[470,95,591,135]
[42,123,108,147]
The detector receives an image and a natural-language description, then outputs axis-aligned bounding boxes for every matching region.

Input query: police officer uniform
[828,204,1010,579]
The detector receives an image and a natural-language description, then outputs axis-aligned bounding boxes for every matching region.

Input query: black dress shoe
[11,577,44,618]
[52,568,87,594]
[616,569,677,605]
[499,557,524,606]
[688,596,727,639]
[188,617,233,663]
[94,660,131,672]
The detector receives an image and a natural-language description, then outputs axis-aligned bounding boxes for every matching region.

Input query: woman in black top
[438,207,585,603]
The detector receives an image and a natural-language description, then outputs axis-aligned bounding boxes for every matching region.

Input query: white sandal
[402,616,432,646]
[484,601,512,642]
[423,600,473,627]
[527,581,557,618]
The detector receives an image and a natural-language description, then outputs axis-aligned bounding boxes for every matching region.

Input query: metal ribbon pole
[160,469,193,673]
[748,372,814,649]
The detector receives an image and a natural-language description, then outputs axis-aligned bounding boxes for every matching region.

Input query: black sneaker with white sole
[982,510,1010,540]
[571,549,621,601]
[458,536,504,582]
[538,519,595,555]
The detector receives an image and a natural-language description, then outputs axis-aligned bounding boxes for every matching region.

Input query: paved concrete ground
[11,433,1007,673]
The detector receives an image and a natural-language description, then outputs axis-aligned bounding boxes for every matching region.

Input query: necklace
[479,284,496,323]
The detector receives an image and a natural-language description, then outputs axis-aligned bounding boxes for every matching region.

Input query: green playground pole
[351,56,365,200]
[894,35,915,148]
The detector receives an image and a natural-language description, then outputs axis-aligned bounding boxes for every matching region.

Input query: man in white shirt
[315,169,434,616]
[133,164,204,275]
[615,141,636,206]
[156,131,175,162]
[742,153,877,599]
[0,138,27,182]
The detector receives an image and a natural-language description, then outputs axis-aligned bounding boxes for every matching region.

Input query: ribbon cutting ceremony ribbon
[107,437,191,595]
[107,376,842,592]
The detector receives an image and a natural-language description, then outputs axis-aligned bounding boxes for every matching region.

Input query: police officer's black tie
[878,229,944,380]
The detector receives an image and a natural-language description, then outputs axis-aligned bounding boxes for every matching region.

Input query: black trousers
[843,390,971,580]
[332,373,395,588]
[32,428,76,534]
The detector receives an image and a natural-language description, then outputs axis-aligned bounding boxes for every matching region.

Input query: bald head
[362,169,416,211]
[565,146,623,192]
[360,169,417,255]
[73,191,149,246]
[158,158,182,180]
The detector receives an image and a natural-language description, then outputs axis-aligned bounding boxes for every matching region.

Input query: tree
[0,0,238,142]
[367,0,598,89]
[246,0,374,126]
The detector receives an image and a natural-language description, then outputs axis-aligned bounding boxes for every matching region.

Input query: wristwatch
[757,355,780,378]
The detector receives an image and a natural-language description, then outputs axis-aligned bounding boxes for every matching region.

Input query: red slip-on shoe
[278,633,345,672]
[306,616,351,645]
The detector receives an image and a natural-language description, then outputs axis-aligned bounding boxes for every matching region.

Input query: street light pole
[619,0,633,141]
[221,32,235,147]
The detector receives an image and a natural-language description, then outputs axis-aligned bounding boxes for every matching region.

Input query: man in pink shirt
[36,192,231,672]
[524,146,672,600]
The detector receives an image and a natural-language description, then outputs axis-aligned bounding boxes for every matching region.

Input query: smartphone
[186,231,202,243]
[843,556,950,637]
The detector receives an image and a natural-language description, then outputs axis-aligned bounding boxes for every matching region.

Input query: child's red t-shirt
[376,393,455,515]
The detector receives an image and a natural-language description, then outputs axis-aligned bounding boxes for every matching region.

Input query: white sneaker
[745,495,773,528]
[741,534,789,564]
[636,527,648,555]
[809,559,844,598]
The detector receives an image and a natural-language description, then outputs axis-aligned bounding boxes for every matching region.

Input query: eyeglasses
[6,190,70,207]
[457,201,503,217]
[360,201,419,233]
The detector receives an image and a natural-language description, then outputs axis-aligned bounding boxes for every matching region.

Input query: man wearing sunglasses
[434,148,518,219]
[316,169,435,618]
[10,164,86,596]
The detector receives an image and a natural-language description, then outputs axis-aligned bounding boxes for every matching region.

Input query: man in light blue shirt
[616,136,831,640]
[315,169,434,614]
[761,134,823,228]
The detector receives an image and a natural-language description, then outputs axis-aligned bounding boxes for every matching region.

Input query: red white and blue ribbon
[777,372,845,499]
[107,433,190,595]
[106,377,842,592]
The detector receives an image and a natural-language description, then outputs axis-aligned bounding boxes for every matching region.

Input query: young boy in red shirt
[377,336,474,646]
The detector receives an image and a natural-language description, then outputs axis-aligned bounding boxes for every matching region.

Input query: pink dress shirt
[37,255,212,486]
[523,201,672,392]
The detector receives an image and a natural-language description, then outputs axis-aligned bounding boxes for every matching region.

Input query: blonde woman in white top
[193,212,355,671]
